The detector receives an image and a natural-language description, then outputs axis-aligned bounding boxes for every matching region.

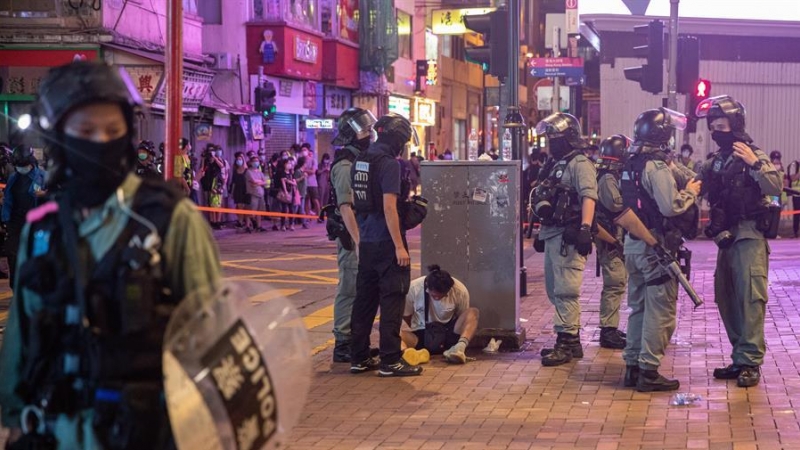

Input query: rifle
[613,208,704,308]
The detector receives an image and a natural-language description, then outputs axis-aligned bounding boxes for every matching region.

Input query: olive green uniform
[623,159,697,371]
[330,150,359,343]
[596,172,626,329]
[540,154,598,335]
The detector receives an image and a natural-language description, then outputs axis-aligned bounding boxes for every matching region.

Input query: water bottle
[669,393,702,406]
[468,129,479,161]
[502,128,512,161]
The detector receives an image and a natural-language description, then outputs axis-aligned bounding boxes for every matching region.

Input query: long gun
[613,208,704,308]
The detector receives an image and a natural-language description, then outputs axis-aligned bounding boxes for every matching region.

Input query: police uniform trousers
[622,248,678,371]
[350,238,411,365]
[597,242,627,329]
[544,234,587,335]
[333,237,358,343]
[715,238,769,367]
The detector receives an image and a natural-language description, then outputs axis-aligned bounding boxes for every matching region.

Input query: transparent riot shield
[163,281,311,450]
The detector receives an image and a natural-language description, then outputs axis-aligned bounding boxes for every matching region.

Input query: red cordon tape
[195,205,318,220]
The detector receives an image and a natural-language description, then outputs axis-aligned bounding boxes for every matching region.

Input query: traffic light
[686,78,711,133]
[676,36,699,95]
[623,20,664,94]
[463,9,508,80]
[255,81,277,120]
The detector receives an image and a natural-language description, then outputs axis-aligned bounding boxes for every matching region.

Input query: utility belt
[729,204,780,239]
[12,383,172,450]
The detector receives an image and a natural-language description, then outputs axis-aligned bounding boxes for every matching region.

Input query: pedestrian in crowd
[593,135,629,349]
[680,144,699,171]
[278,158,296,231]
[245,155,268,233]
[788,159,800,238]
[327,107,376,362]
[400,265,479,365]
[294,155,309,229]
[218,145,230,214]
[134,140,160,180]
[200,144,224,229]
[695,96,782,388]
[531,113,596,367]
[620,108,701,392]
[349,113,422,377]
[0,60,221,449]
[317,152,332,213]
[2,146,46,286]
[304,145,321,217]
[174,137,195,201]
[268,153,281,230]
[229,151,249,229]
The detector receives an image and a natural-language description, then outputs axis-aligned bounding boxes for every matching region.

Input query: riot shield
[163,281,311,450]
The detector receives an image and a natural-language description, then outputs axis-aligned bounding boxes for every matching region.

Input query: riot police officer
[135,140,161,180]
[532,112,597,367]
[327,107,377,362]
[620,108,701,392]
[0,61,221,448]
[695,96,782,388]
[595,135,629,349]
[349,113,422,377]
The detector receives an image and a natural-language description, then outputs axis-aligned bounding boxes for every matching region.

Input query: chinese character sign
[123,66,164,103]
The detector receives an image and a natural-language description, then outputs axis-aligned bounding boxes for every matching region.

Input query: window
[321,0,334,36]
[198,0,222,24]
[397,9,411,59]
[183,0,198,16]
[441,35,452,58]
[0,0,58,18]
[252,0,319,29]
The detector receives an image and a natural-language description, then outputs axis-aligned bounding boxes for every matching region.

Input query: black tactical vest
[351,146,401,215]
[621,150,669,233]
[706,147,768,222]
[531,151,582,226]
[595,169,620,232]
[15,179,181,414]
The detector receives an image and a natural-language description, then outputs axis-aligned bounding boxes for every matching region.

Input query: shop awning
[102,43,212,74]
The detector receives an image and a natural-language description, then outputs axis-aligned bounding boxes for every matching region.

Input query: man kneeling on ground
[401,265,479,364]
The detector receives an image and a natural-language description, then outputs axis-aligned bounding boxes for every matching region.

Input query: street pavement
[2,220,800,449]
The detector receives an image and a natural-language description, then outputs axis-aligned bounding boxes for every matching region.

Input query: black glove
[574,224,593,256]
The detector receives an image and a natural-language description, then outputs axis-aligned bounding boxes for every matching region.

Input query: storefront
[412,97,436,159]
[249,74,313,154]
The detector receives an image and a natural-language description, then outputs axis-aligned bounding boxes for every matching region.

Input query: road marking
[303,304,335,329]
[0,311,6,323]
[311,338,336,356]
[249,288,301,304]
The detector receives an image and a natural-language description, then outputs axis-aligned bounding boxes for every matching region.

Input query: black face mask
[61,134,132,208]
[711,131,737,151]
[548,137,573,159]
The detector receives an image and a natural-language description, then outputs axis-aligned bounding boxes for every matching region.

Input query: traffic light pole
[667,0,680,111]
[502,0,528,297]
[164,0,183,181]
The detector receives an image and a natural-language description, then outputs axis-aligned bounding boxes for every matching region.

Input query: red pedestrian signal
[687,78,711,133]
[695,79,709,98]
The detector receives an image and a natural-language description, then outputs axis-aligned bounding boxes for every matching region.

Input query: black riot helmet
[695,95,746,133]
[31,61,143,185]
[596,134,630,171]
[632,107,687,148]
[535,112,588,150]
[11,146,35,167]
[332,107,377,148]
[373,113,419,156]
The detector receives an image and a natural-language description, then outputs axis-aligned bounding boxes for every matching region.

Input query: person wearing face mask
[619,108,702,392]
[135,140,160,181]
[1,146,46,285]
[200,144,224,229]
[679,144,697,171]
[695,96,782,388]
[245,156,268,232]
[0,61,221,449]
[229,151,250,229]
[530,112,597,367]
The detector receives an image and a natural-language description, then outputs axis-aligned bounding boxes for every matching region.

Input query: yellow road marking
[0,311,7,323]
[226,276,336,286]
[311,338,336,356]
[249,288,301,304]
[303,305,335,329]
[223,262,338,284]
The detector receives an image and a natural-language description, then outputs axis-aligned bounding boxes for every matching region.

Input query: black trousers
[793,196,800,237]
[350,238,410,365]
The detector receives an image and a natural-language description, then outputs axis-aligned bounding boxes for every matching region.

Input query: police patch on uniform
[653,161,667,169]
[713,159,723,172]
[355,161,370,171]
[32,229,51,257]
[555,170,563,178]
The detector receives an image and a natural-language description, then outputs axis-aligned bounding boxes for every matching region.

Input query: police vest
[595,169,620,233]
[328,145,359,208]
[531,152,582,227]
[706,147,768,222]
[351,148,410,215]
[15,178,181,415]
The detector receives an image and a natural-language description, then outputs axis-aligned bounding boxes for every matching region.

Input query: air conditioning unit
[210,52,233,71]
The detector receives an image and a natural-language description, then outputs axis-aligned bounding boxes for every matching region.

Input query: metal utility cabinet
[420,161,525,349]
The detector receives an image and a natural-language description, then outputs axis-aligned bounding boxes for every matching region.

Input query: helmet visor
[347,110,378,140]
[535,113,572,137]
[695,95,741,119]
[660,107,687,131]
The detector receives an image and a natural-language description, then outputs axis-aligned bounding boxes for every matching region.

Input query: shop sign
[251,115,265,140]
[195,123,212,141]
[152,70,214,113]
[414,99,436,126]
[388,95,411,119]
[0,67,46,95]
[306,118,335,129]
[426,60,438,86]
[325,86,351,116]
[294,37,319,64]
[431,8,496,35]
[123,65,164,102]
[303,81,317,110]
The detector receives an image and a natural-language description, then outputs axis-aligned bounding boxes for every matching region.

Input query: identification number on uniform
[355,161,370,172]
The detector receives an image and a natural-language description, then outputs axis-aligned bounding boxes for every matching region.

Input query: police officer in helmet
[695,95,782,388]
[620,107,701,392]
[135,140,161,181]
[327,107,377,362]
[349,112,422,377]
[0,61,222,448]
[532,112,598,367]
[594,134,630,350]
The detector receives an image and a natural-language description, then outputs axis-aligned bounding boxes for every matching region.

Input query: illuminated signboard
[431,8,496,35]
[426,60,438,86]
[388,95,411,119]
[306,118,335,129]
[414,99,436,126]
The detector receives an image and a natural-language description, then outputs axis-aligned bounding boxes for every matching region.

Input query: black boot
[542,333,581,367]
[600,327,627,349]
[636,369,680,392]
[713,364,741,380]
[737,366,760,388]
[624,365,640,387]
[540,332,584,359]
[333,341,351,363]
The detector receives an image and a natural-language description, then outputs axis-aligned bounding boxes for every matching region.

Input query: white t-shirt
[403,276,469,331]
